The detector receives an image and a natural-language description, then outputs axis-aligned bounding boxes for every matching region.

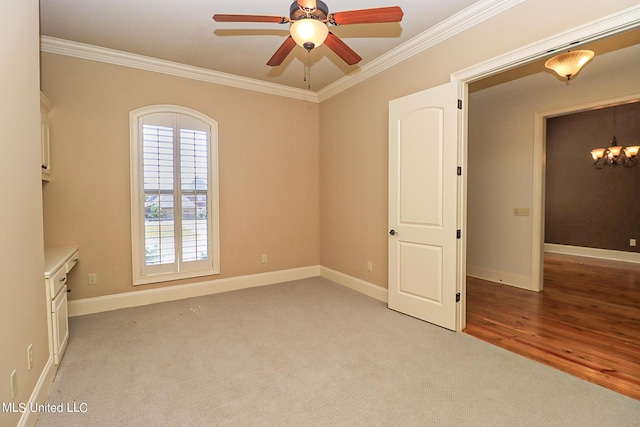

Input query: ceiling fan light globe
[290,18,328,49]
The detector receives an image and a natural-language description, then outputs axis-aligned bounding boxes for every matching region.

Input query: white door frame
[451,6,640,330]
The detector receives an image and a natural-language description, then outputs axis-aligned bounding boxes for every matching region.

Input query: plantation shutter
[177,114,212,273]
[136,111,214,279]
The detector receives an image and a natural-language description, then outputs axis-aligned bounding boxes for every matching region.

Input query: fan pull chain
[303,50,311,90]
[307,53,311,90]
[303,53,307,85]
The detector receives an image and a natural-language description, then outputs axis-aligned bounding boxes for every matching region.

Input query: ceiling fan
[213,1,404,66]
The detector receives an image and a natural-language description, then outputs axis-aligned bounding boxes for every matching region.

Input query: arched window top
[130,105,219,285]
[130,105,218,129]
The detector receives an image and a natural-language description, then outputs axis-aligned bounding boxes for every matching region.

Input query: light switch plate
[88,273,98,285]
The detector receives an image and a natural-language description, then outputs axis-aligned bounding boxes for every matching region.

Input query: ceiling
[39,0,480,91]
[469,27,640,92]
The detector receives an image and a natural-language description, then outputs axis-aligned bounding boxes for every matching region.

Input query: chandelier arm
[623,157,638,168]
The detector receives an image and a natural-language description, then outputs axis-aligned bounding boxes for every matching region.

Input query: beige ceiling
[469,27,640,93]
[39,0,481,91]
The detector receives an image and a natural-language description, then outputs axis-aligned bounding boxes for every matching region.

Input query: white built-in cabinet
[44,246,79,365]
[40,92,52,181]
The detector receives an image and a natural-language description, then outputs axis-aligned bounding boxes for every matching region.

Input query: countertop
[44,246,80,278]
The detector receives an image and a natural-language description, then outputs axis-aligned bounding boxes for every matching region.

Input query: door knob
[389,229,397,235]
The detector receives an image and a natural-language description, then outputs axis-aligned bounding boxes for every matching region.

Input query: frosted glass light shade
[290,18,328,50]
[625,146,640,157]
[544,50,594,81]
[607,145,623,157]
[590,148,606,160]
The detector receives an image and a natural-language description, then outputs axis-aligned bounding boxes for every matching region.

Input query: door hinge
[457,99,463,110]
[457,166,462,176]
[456,293,461,303]
[456,229,461,239]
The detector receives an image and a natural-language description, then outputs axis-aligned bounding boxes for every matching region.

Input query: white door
[388,81,459,331]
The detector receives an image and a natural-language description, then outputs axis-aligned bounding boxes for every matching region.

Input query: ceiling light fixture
[544,49,594,83]
[590,105,639,169]
[591,136,639,169]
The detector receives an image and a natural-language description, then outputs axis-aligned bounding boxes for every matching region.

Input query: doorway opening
[453,11,640,331]
[456,11,640,400]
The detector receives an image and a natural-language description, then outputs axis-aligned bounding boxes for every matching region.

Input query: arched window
[130,106,219,285]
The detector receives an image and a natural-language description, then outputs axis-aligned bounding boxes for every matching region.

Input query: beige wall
[319,0,640,288]
[40,54,320,300]
[1,1,635,424]
[0,1,48,425]
[467,43,640,288]
[39,0,639,302]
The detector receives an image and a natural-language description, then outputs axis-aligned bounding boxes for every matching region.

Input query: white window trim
[130,105,220,285]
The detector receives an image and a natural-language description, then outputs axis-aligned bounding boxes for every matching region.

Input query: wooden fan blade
[330,6,404,25]
[267,36,297,66]
[324,33,362,66]
[213,14,289,24]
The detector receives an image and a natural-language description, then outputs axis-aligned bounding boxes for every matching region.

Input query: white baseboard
[544,243,640,264]
[17,357,56,427]
[68,265,387,317]
[69,265,320,317]
[466,264,536,291]
[319,267,388,303]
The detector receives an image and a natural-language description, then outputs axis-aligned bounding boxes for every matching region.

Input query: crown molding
[40,0,522,104]
[454,3,640,82]
[316,0,525,101]
[40,36,320,103]
[39,1,639,104]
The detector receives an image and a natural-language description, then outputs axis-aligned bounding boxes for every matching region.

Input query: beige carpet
[37,277,640,426]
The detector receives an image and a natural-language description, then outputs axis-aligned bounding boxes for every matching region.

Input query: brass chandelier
[591,136,639,169]
[590,106,639,169]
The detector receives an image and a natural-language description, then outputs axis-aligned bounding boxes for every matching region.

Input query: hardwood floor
[464,253,640,400]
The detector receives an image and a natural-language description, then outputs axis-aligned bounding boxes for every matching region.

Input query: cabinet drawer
[65,250,80,273]
[48,267,67,297]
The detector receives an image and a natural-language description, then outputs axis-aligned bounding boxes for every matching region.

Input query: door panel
[388,81,459,331]
[399,107,443,226]
[399,242,442,301]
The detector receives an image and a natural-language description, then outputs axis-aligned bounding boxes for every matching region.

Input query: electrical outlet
[88,273,98,285]
[261,254,268,264]
[631,239,637,247]
[10,370,17,399]
[27,345,33,371]
[367,261,373,272]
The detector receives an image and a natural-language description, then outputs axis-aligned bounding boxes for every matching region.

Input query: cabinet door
[52,286,69,365]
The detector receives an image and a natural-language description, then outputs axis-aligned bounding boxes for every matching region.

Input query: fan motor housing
[290,1,329,21]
